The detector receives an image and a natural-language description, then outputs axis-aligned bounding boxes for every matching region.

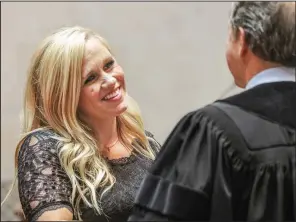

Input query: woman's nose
[101,75,116,89]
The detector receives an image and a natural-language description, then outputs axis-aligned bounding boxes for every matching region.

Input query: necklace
[105,137,119,151]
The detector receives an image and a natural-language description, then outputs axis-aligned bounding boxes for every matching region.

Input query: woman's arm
[18,131,74,221]
[37,208,73,221]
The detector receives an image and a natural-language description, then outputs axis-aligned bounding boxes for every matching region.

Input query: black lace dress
[17,129,161,221]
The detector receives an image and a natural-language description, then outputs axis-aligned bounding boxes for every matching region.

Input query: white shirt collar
[246,67,295,90]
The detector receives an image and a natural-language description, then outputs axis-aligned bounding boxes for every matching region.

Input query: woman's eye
[84,74,96,85]
[103,60,115,71]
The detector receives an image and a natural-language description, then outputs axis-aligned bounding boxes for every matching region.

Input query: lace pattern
[17,130,73,221]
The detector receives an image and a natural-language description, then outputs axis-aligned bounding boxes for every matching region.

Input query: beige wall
[1,2,243,181]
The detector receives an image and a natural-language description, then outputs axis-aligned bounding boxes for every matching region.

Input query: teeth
[104,88,119,100]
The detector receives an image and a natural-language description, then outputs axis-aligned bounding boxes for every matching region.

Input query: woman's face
[78,38,127,121]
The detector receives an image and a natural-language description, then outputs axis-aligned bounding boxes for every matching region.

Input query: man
[129,2,295,221]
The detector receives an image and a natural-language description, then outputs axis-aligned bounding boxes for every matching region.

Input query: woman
[8,26,161,221]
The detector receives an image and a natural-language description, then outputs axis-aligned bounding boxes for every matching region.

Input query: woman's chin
[113,102,128,116]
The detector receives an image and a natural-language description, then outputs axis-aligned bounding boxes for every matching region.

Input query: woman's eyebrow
[83,69,101,82]
[82,56,113,79]
[102,56,114,65]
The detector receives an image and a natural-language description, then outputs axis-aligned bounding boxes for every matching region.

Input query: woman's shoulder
[18,128,61,158]
[144,130,155,138]
[23,128,59,139]
[23,128,60,145]
[145,130,161,153]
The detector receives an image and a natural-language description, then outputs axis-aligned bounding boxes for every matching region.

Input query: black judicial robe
[128,82,296,222]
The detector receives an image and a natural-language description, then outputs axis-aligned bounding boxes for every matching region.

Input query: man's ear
[237,27,248,58]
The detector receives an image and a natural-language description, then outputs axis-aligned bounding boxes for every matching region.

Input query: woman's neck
[88,116,119,148]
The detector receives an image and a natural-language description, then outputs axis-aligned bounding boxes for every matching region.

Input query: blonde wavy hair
[2,26,155,220]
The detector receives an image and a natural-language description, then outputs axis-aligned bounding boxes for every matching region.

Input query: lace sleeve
[17,130,73,221]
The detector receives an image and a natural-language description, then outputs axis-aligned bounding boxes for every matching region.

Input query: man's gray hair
[230,2,295,67]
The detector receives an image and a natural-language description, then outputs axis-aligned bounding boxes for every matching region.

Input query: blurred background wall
[1,2,243,220]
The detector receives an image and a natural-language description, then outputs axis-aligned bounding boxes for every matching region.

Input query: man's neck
[244,59,281,85]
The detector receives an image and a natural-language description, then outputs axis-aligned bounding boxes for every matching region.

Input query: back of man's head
[229,2,295,67]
